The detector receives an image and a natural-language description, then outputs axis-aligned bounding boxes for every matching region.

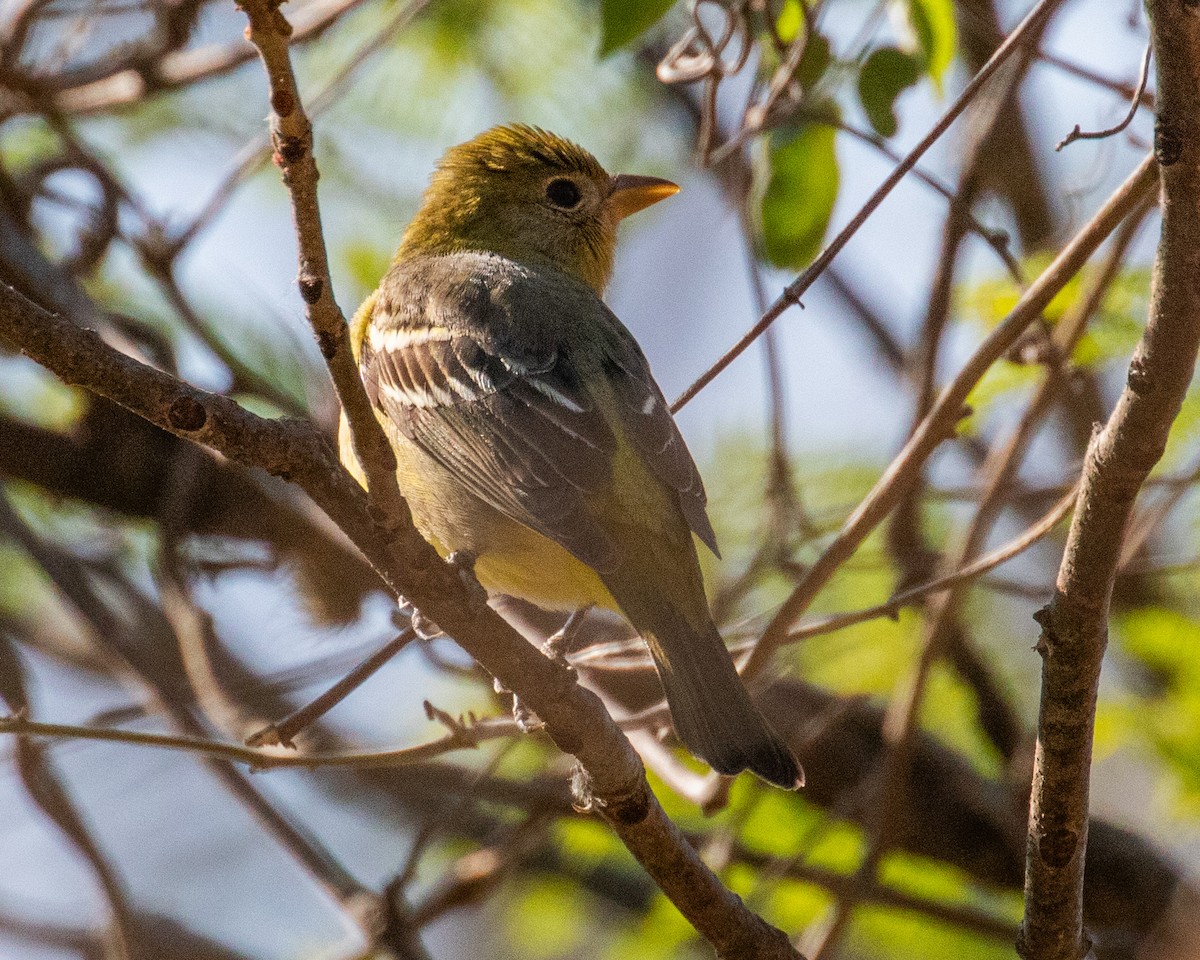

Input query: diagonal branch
[670,0,1067,412]
[235,0,407,525]
[741,154,1158,682]
[0,217,801,960]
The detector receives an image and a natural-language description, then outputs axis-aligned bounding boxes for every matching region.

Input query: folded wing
[360,253,718,573]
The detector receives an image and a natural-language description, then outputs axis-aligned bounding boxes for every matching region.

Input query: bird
[341,124,802,789]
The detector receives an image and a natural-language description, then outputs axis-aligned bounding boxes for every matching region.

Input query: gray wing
[360,253,718,573]
[594,324,718,556]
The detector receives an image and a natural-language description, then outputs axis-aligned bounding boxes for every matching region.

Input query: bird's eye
[545,178,582,209]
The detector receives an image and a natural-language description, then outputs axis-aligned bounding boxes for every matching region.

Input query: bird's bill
[607,174,680,220]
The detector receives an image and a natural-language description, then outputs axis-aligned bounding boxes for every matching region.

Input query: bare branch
[671,0,1068,412]
[742,154,1158,681]
[247,627,416,748]
[580,485,1077,671]
[1018,4,1200,957]
[24,0,370,114]
[0,712,509,768]
[235,0,408,525]
[1056,42,1153,151]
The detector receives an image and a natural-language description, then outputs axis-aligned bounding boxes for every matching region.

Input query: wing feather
[599,330,720,556]
[361,253,717,573]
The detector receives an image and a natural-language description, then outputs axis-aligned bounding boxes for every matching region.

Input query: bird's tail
[609,586,803,790]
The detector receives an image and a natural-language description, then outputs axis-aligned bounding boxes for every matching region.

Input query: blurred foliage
[0,1,1193,960]
[1107,608,1200,815]
[503,876,594,958]
[858,47,924,138]
[598,0,677,55]
[904,0,958,90]
[759,122,840,271]
[959,258,1154,434]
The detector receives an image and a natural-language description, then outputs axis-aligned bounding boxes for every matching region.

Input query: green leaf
[906,0,958,90]
[765,7,830,90]
[503,877,589,959]
[598,0,675,56]
[796,32,833,92]
[776,0,804,42]
[342,239,393,303]
[858,47,922,138]
[759,123,839,271]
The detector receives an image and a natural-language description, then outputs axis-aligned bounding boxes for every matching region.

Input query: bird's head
[397,125,679,293]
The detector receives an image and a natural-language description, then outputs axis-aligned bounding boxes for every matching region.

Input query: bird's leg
[494,674,544,732]
[493,604,592,734]
[395,597,444,641]
[541,605,592,664]
[446,550,488,605]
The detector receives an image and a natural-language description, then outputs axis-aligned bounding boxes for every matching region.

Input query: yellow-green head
[397,125,678,293]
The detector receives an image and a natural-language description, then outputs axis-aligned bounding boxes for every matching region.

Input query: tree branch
[235,0,408,525]
[670,0,1067,412]
[1018,5,1200,957]
[0,191,800,960]
[743,154,1158,681]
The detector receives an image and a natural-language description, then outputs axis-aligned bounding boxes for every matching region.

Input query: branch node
[271,88,296,117]
[166,395,208,432]
[246,723,291,749]
[298,274,324,304]
[1038,825,1080,869]
[596,776,653,827]
[1126,356,1154,395]
[1154,116,1183,165]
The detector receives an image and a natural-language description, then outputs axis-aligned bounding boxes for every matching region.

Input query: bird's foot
[493,676,544,732]
[446,550,488,605]
[540,606,591,668]
[394,599,444,641]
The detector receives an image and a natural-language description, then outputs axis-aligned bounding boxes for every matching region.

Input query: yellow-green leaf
[907,0,957,90]
[599,0,675,56]
[760,123,839,270]
[858,47,923,138]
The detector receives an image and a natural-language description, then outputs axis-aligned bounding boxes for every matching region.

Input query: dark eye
[545,178,582,209]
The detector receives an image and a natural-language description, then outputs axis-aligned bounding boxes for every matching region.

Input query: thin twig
[916,194,1155,764]
[671,0,1068,413]
[41,0,371,114]
[247,627,417,747]
[0,712,510,768]
[1038,48,1155,107]
[1056,42,1153,151]
[576,485,1077,676]
[741,155,1158,681]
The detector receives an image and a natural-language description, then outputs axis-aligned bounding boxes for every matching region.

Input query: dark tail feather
[640,614,803,790]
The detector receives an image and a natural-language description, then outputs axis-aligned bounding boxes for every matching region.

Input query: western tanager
[343,125,801,789]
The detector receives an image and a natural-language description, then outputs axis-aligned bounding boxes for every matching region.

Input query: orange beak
[607,173,680,220]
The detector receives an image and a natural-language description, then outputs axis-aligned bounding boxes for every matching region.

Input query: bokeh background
[0,0,1194,958]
